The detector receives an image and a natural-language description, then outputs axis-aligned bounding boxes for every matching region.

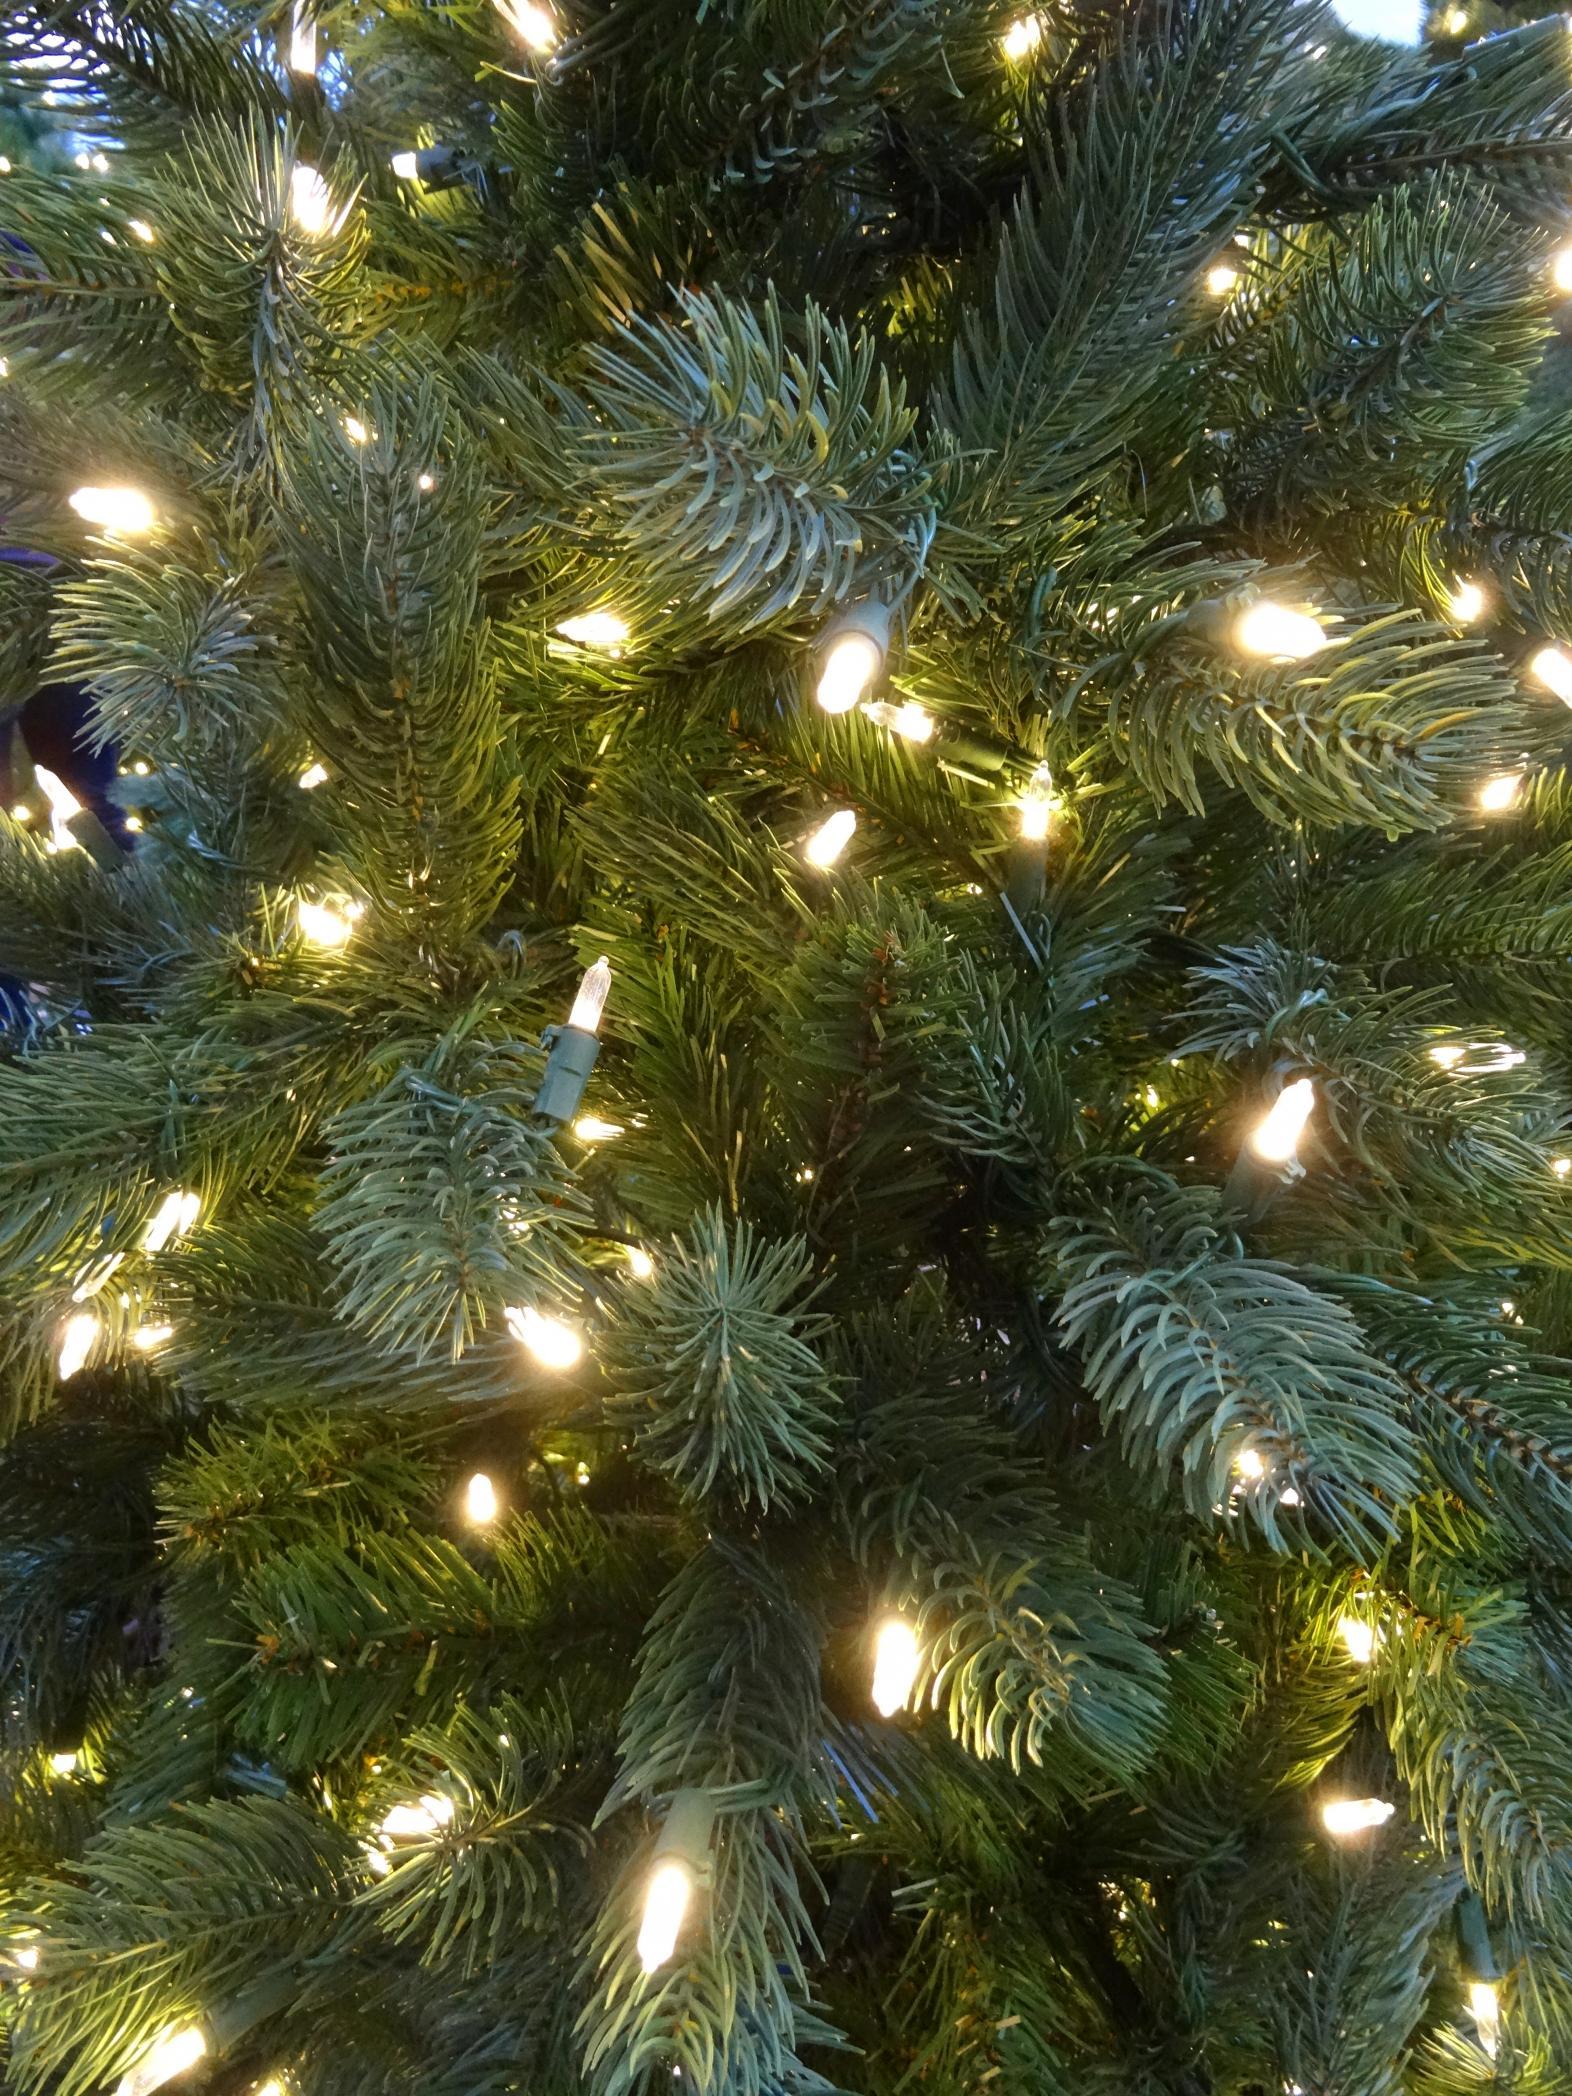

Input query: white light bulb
[128,218,154,244]
[805,808,856,868]
[626,1246,656,1281]
[132,1323,174,1352]
[288,1,317,73]
[1234,1447,1266,1481]
[290,163,337,237]
[556,610,629,650]
[390,151,420,181]
[567,956,613,1033]
[417,472,436,492]
[1448,579,1486,624]
[1326,0,1422,40]
[572,1114,624,1142]
[1429,1044,1465,1070]
[298,762,329,789]
[816,632,882,714]
[12,1945,39,1971]
[254,2082,286,2096]
[1017,764,1054,842]
[1234,601,1326,662]
[1320,1796,1395,1836]
[1478,772,1522,813]
[142,1189,199,1254]
[32,764,83,852]
[115,2026,207,2096]
[343,415,369,445]
[1205,263,1239,297]
[862,698,935,743]
[497,0,558,50]
[506,1305,583,1371]
[1336,1615,1376,1664]
[1249,1077,1315,1164]
[69,484,155,535]
[57,1311,100,1380]
[1553,1157,1571,1177]
[378,1793,454,1840]
[637,1858,693,1973]
[297,897,358,947]
[1531,644,1572,704]
[1444,4,1469,28]
[48,1750,80,1775]
[1468,1979,1501,2058]
[871,1617,921,1717]
[1554,248,1572,296]
[1001,13,1044,59]
[464,1471,498,1525]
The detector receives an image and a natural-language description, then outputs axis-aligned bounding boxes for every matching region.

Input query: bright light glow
[1326,0,1422,40]
[1429,1044,1464,1071]
[254,2081,287,2096]
[1429,1041,1525,1075]
[344,415,369,444]
[57,1312,100,1380]
[556,610,629,650]
[115,2025,207,2096]
[1553,1157,1571,1177]
[379,1794,454,1841]
[1001,13,1044,59]
[637,1858,693,1973]
[71,1252,125,1302]
[1448,578,1486,624]
[1337,1615,1377,1664]
[816,631,882,714]
[391,151,420,181]
[1469,1979,1501,2058]
[133,1323,175,1352]
[1321,1796,1395,1837]
[32,764,83,852]
[506,1305,584,1371]
[11,804,30,822]
[298,762,329,789]
[128,218,155,244]
[568,955,613,1034]
[417,472,436,492]
[1478,772,1523,814]
[1205,263,1239,297]
[290,163,337,237]
[1018,763,1054,842]
[805,808,857,869]
[497,0,559,50]
[297,897,358,947]
[1445,4,1469,27]
[626,1246,656,1280]
[1531,644,1572,704]
[573,1114,624,1142]
[862,698,935,743]
[871,1617,921,1717]
[1249,1077,1315,1164]
[465,1472,498,1525]
[69,484,155,535]
[289,1,317,72]
[1234,1447,1266,1481]
[12,1945,38,1971]
[1234,601,1326,662]
[143,1189,199,1254]
[48,1750,80,1775]
[1554,247,1572,296]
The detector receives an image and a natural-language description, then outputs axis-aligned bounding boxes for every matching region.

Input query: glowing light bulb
[115,2025,207,2096]
[11,804,30,822]
[1001,13,1044,58]
[298,762,329,789]
[1468,1979,1501,2058]
[1553,1157,1571,1177]
[871,1617,921,1717]
[465,1472,498,1525]
[288,2,317,73]
[343,415,369,444]
[48,1750,80,1775]
[1326,0,1422,39]
[254,2081,287,2096]
[1234,1447,1266,1481]
[1234,601,1326,662]
[390,151,419,181]
[637,1858,693,1973]
[69,484,155,535]
[1320,1796,1395,1836]
[1554,247,1572,295]
[572,1114,624,1145]
[555,610,629,650]
[816,631,883,714]
[1205,263,1239,296]
[57,1311,100,1380]
[506,1305,583,1371]
[862,698,935,743]
[1429,1044,1465,1070]
[1336,1615,1376,1664]
[567,956,613,1034]
[32,765,83,852]
[1249,1077,1315,1164]
[1448,579,1485,624]
[142,1189,199,1254]
[297,897,358,947]
[1017,764,1054,842]
[1444,4,1468,28]
[378,1794,454,1840]
[417,472,436,492]
[1531,644,1572,704]
[1478,772,1522,813]
[290,163,337,236]
[626,1246,656,1281]
[128,218,154,244]
[12,1945,38,1970]
[132,1323,174,1352]
[805,808,856,868]
[497,0,558,50]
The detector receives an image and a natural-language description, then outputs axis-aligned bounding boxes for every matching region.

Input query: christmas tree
[8,0,1572,2087]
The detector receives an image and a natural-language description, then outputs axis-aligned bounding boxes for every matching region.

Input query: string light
[1320,1797,1395,1836]
[11,1945,38,1971]
[1205,263,1239,296]
[68,485,155,535]
[804,808,856,869]
[1234,1448,1266,1481]
[1478,772,1522,814]
[297,897,361,947]
[1336,1615,1377,1664]
[132,1323,174,1352]
[32,766,84,852]
[1553,247,1572,296]
[556,611,628,650]
[143,1190,200,1254]
[289,164,338,237]
[1428,1041,1524,1075]
[343,415,369,444]
[288,1,317,73]
[57,1311,100,1380]
[1325,0,1422,40]
[871,1617,921,1717]
[496,0,558,50]
[1000,13,1044,58]
[1448,579,1486,624]
[115,2026,207,2096]
[638,1859,692,1973]
[505,1305,583,1371]
[572,1114,623,1142]
[1468,1979,1501,2058]
[1234,602,1326,662]
[391,151,419,180]
[378,1794,454,1840]
[567,957,612,1034]
[626,1246,656,1280]
[417,472,436,492]
[1016,763,1054,842]
[1444,4,1469,28]
[464,1472,498,1525]
[1553,1157,1571,1177]
[128,217,154,244]
[816,633,882,714]
[298,762,329,789]
[1530,644,1572,704]
[48,1750,80,1775]
[1249,1077,1315,1164]
[862,698,935,743]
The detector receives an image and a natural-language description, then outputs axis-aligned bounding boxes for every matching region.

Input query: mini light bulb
[805,808,856,868]
[390,151,420,181]
[1001,13,1044,59]
[57,1311,100,1380]
[497,0,558,50]
[506,1305,583,1371]
[132,1323,175,1352]
[1325,0,1422,39]
[379,1793,454,1840]
[1205,263,1239,296]
[1234,1447,1266,1481]
[254,2081,287,2096]
[128,218,154,244]
[417,472,436,492]
[555,610,629,650]
[1336,1615,1376,1664]
[12,1945,39,1971]
[115,2025,207,2096]
[1017,764,1054,842]
[1249,1077,1315,1164]
[862,698,935,743]
[572,1114,624,1142]
[1320,1796,1395,1837]
[1234,601,1326,662]
[142,1189,199,1254]
[1444,4,1469,28]
[816,632,883,714]
[343,415,369,444]
[297,897,359,947]
[1448,578,1486,624]
[637,1858,693,1973]
[69,484,155,535]
[1429,1044,1465,1070]
[32,765,83,852]
[288,1,317,73]
[290,163,337,236]
[626,1245,656,1281]
[48,1750,80,1775]
[1478,772,1523,813]
[298,762,329,789]
[1553,1156,1571,1177]
[567,956,613,1033]
[1553,247,1572,296]
[1531,644,1572,704]
[464,1471,499,1525]
[871,1617,921,1717]
[1468,1979,1501,2058]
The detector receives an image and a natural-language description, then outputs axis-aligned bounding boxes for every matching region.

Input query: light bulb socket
[1455,1892,1502,1984]
[819,599,892,663]
[1004,837,1048,917]
[934,729,1010,780]
[652,1787,716,1875]
[534,1023,602,1125]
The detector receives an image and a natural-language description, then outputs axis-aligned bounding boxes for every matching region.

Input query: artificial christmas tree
[7,0,1572,2088]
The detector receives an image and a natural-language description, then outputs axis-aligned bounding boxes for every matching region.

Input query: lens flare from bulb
[567,956,613,1033]
[1320,1796,1395,1837]
[805,808,856,868]
[816,632,882,714]
[464,1472,498,1525]
[58,1311,100,1380]
[1249,1077,1315,1164]
[638,1858,693,1972]
[506,1305,583,1371]
[69,485,155,535]
[1336,1615,1377,1664]
[1234,601,1326,662]
[1531,645,1572,704]
[114,2025,207,2096]
[871,1617,921,1717]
